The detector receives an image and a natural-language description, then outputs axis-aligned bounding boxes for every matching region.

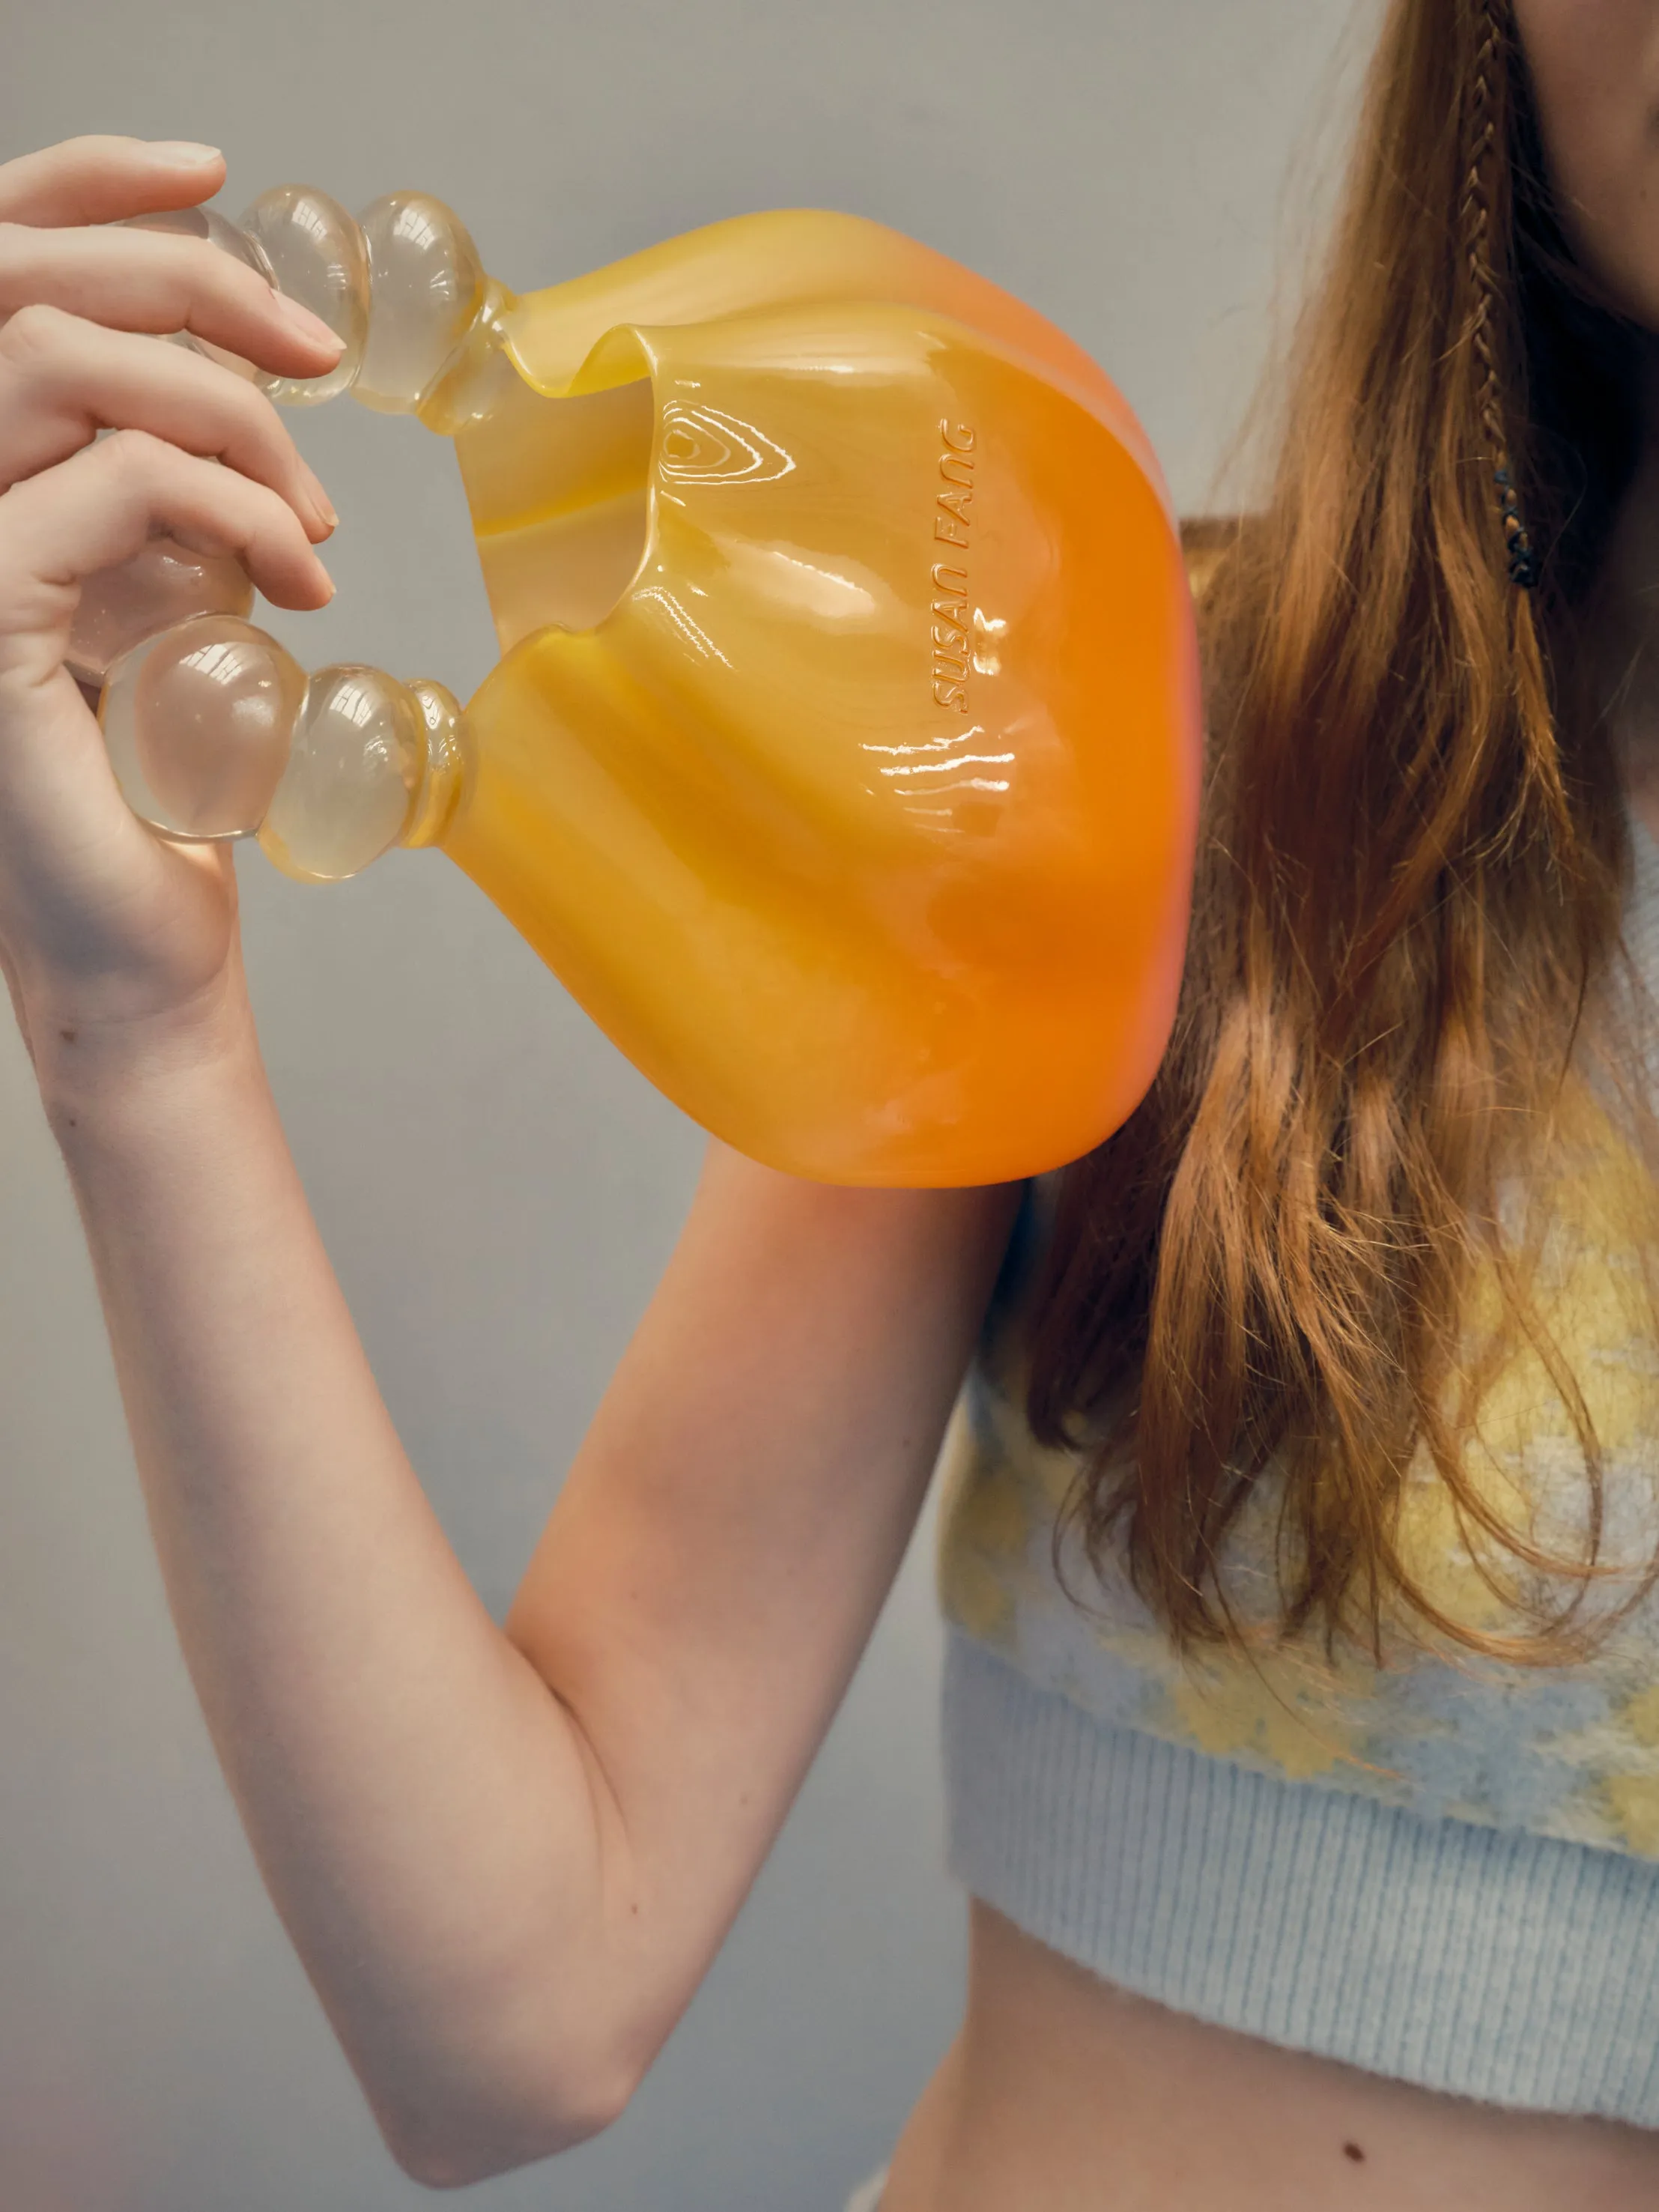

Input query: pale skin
[7,12,1659,2199]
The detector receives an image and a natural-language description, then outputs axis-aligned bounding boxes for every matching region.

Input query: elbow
[377,2050,643,2190]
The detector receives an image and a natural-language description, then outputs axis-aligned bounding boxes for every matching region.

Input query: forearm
[38,980,630,2177]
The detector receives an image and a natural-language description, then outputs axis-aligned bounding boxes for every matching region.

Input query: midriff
[880,1900,1659,2211]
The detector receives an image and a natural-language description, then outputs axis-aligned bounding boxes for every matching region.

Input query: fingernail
[303,466,339,531]
[145,141,222,167]
[273,292,347,356]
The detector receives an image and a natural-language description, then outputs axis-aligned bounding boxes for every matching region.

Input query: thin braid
[1462,0,1539,590]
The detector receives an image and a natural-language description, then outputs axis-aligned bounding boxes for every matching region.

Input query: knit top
[935,813,1659,2124]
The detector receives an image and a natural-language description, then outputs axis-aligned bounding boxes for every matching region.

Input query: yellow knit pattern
[938,1084,1659,1857]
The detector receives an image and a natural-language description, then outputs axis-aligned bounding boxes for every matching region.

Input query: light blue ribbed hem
[943,1630,1659,2124]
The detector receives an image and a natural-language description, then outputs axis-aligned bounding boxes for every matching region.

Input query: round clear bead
[100,615,306,840]
[352,193,485,415]
[258,667,425,882]
[123,206,277,382]
[67,537,254,687]
[238,184,370,404]
[400,679,470,847]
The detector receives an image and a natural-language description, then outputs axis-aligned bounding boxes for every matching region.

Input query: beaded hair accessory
[1464,1,1541,592]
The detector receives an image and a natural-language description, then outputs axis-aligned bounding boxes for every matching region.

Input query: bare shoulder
[682,1136,1028,1310]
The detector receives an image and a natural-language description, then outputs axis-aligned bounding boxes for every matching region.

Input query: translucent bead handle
[73,184,499,858]
[115,185,496,416]
[98,614,470,881]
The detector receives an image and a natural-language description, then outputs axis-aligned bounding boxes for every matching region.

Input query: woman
[4,0,1659,2203]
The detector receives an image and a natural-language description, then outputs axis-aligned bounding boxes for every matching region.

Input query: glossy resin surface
[441,211,1201,1185]
[88,203,1200,1185]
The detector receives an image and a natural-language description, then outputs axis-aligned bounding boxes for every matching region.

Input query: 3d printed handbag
[74,191,1201,1186]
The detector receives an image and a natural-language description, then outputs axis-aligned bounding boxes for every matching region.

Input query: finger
[0,429,333,683]
[0,303,336,535]
[0,222,345,382]
[0,136,225,229]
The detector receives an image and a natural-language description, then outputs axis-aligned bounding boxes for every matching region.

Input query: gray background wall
[0,4,1356,2206]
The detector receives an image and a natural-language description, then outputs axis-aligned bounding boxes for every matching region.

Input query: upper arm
[504,1136,1025,2066]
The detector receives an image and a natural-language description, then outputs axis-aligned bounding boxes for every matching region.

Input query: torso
[882,1900,1659,2210]
[881,730,1659,2210]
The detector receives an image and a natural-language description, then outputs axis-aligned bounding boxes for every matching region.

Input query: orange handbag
[81,191,1201,1185]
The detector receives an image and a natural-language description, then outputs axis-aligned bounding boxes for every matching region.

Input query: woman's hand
[0,135,343,1058]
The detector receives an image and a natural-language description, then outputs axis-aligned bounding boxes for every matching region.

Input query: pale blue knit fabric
[939,816,1659,2124]
[944,1631,1659,2120]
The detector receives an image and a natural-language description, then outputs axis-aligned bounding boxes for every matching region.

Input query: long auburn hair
[1020,0,1658,1662]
